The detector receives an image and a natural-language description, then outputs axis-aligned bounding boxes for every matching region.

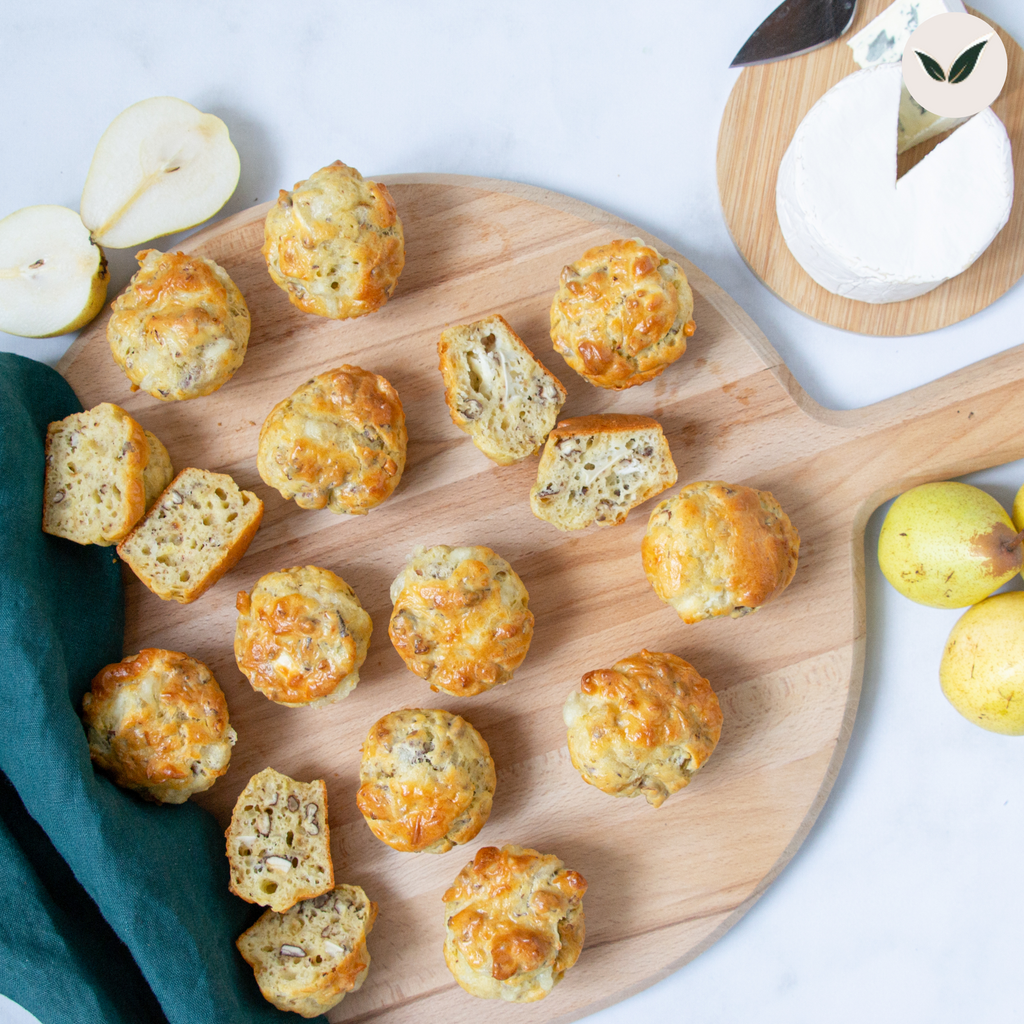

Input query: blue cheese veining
[847,0,970,153]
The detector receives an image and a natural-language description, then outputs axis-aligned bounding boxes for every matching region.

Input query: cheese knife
[730,0,858,67]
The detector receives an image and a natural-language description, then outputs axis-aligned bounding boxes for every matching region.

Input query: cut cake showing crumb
[226,767,334,914]
[236,884,377,1018]
[439,314,567,465]
[117,466,263,603]
[42,402,149,546]
[530,414,677,530]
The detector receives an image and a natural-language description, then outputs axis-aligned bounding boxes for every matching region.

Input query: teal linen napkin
[0,353,320,1024]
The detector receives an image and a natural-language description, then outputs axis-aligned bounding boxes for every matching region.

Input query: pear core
[0,205,108,338]
[940,592,1024,735]
[878,481,1022,608]
[80,97,240,249]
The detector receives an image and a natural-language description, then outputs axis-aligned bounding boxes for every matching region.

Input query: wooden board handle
[786,341,1024,517]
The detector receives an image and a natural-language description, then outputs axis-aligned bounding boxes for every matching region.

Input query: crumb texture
[439,313,566,464]
[140,429,174,508]
[117,467,263,603]
[530,414,677,530]
[236,884,377,1018]
[226,767,334,913]
[42,402,150,546]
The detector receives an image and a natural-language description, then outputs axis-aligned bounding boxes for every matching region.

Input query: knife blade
[730,0,858,67]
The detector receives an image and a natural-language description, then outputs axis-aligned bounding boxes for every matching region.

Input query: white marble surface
[2,2,1024,1022]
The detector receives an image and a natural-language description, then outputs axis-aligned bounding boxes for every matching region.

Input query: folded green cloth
[0,353,320,1024]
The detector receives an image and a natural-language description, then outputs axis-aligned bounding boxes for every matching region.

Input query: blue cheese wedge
[896,80,970,153]
[847,0,970,153]
[776,65,1013,303]
[847,0,966,68]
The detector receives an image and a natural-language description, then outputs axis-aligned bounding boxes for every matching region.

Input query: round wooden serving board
[60,177,1024,1023]
[717,2,1024,336]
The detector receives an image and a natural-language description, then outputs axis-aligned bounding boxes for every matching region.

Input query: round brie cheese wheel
[776,64,1014,304]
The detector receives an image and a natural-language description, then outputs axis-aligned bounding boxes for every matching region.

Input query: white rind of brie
[776,65,1013,304]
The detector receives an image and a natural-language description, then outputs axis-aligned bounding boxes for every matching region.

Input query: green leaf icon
[915,49,946,81]
[949,38,989,84]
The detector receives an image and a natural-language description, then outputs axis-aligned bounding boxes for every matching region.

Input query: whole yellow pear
[940,591,1024,735]
[878,481,1022,608]
[1012,483,1024,535]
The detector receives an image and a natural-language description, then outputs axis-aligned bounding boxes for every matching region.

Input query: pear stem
[1006,529,1024,553]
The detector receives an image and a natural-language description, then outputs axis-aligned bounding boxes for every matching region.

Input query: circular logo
[901,12,1008,118]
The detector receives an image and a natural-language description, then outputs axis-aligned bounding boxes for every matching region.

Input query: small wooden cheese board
[717,2,1024,336]
[60,177,1024,1022]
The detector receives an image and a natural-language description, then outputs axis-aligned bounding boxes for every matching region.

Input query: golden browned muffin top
[357,708,495,853]
[563,649,723,807]
[108,249,250,401]
[81,648,236,804]
[263,160,404,319]
[235,566,373,707]
[642,481,800,623]
[388,545,534,697]
[550,237,694,390]
[442,844,587,1002]
[257,365,407,514]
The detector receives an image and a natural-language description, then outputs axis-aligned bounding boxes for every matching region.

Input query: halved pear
[0,205,108,338]
[80,97,240,249]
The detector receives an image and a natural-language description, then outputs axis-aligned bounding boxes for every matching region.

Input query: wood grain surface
[59,177,1024,1023]
[717,2,1024,336]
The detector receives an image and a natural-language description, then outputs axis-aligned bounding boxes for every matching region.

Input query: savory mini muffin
[235,566,373,708]
[357,709,496,853]
[258,366,407,514]
[226,767,333,913]
[563,649,722,807]
[81,649,236,804]
[42,402,150,546]
[117,467,264,603]
[530,414,677,530]
[438,314,567,464]
[388,545,534,697]
[550,237,695,389]
[236,885,377,1019]
[263,160,405,319]
[642,481,800,623]
[107,249,250,401]
[442,844,587,1002]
